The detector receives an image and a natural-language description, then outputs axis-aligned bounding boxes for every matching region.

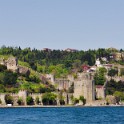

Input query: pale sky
[0,0,124,50]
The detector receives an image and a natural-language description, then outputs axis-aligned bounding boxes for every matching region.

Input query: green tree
[27,74,41,83]
[94,67,107,85]
[17,97,23,105]
[73,98,79,104]
[5,94,13,104]
[72,60,82,73]
[26,96,34,105]
[108,69,118,77]
[79,96,86,105]
[58,91,65,105]
[0,84,5,93]
[42,92,57,105]
[0,65,7,72]
[3,71,17,85]
[99,67,107,74]
[113,91,124,101]
[106,79,124,95]
[35,96,40,105]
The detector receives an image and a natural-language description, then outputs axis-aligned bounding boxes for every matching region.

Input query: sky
[0,0,124,50]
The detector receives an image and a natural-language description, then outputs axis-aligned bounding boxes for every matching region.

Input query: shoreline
[0,104,124,108]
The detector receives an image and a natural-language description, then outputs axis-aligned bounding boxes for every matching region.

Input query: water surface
[0,107,124,124]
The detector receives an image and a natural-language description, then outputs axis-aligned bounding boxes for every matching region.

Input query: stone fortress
[0,57,108,106]
[0,56,30,74]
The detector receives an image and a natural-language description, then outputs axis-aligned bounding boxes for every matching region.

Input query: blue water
[0,107,124,124]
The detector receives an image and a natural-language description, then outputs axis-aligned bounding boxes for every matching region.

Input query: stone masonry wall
[73,73,95,103]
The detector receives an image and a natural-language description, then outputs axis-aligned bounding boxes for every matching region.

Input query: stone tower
[7,57,18,72]
[73,72,95,103]
[83,73,95,103]
[46,74,55,85]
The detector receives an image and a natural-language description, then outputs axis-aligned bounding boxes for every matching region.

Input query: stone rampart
[73,72,95,103]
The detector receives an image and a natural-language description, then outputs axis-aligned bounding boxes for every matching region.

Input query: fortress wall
[55,79,71,90]
[86,100,106,106]
[73,80,84,98]
[62,92,68,104]
[83,73,95,103]
[0,94,6,105]
[67,93,73,105]
[46,74,55,85]
[29,93,42,104]
[18,90,27,105]
[96,87,105,99]
[83,79,95,103]
[54,92,73,105]
[7,57,18,72]
[67,75,74,82]
[73,73,95,103]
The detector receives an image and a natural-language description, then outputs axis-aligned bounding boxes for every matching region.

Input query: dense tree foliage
[106,79,124,95]
[79,96,86,105]
[17,97,24,105]
[0,46,112,73]
[58,91,65,105]
[0,65,17,86]
[0,60,56,93]
[5,94,13,104]
[113,91,124,101]
[0,46,124,95]
[20,82,55,93]
[108,69,118,77]
[26,96,34,105]
[35,96,40,105]
[94,67,107,85]
[42,92,57,105]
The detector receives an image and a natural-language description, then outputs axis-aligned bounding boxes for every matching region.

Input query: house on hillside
[65,48,78,52]
[82,65,90,72]
[42,48,52,52]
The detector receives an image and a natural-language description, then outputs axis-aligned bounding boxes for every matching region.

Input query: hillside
[0,46,124,103]
[0,46,124,74]
[0,57,55,93]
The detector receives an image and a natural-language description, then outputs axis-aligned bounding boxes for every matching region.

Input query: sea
[0,107,124,124]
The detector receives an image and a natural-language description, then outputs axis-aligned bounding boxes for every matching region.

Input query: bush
[17,97,24,105]
[114,91,124,101]
[108,69,118,77]
[0,65,7,72]
[79,96,86,105]
[5,94,13,104]
[27,75,41,83]
[73,98,79,104]
[59,100,65,105]
[35,96,40,105]
[42,92,57,105]
[106,79,124,95]
[26,96,34,105]
[0,84,5,93]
